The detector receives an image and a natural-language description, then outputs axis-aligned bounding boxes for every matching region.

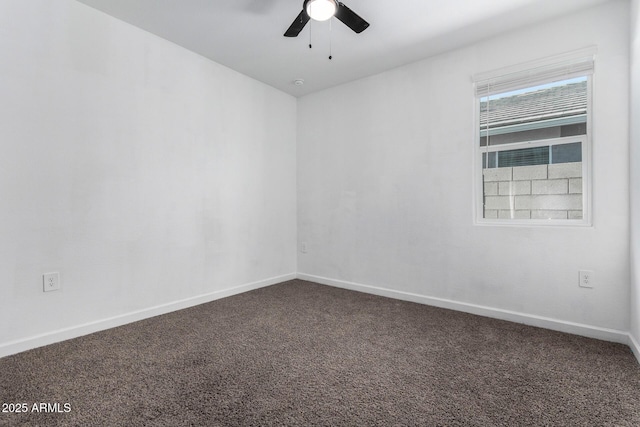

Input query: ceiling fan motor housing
[304,0,339,22]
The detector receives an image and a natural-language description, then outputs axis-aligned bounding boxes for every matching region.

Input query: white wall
[630,0,640,358]
[1,0,633,359]
[298,1,630,339]
[0,1,297,356]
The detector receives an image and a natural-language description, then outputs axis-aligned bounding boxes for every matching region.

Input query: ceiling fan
[284,0,369,37]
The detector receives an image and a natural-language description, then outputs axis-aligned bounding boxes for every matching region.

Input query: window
[473,49,594,225]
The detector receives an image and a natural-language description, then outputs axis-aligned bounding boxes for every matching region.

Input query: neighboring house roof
[480,81,587,129]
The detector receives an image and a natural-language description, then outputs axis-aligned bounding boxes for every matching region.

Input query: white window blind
[474,47,596,98]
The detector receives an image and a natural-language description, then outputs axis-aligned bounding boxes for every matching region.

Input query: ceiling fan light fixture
[306,0,337,22]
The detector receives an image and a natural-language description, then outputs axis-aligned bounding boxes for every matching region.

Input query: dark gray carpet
[1,279,639,426]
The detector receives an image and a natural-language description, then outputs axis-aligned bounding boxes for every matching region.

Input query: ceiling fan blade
[335,2,369,33]
[284,10,310,37]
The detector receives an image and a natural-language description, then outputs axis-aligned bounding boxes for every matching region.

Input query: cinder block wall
[483,162,583,219]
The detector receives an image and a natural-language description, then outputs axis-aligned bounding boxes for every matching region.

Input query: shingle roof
[480,81,587,129]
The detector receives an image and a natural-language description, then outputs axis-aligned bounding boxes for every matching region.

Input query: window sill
[474,218,592,228]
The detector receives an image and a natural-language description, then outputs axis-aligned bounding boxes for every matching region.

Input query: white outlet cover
[43,272,61,292]
[579,270,594,289]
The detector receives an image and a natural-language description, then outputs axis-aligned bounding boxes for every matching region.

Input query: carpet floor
[1,279,639,426]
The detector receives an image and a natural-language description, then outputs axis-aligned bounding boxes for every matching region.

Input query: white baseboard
[4,272,636,364]
[0,273,296,359]
[629,333,640,365]
[297,273,630,345]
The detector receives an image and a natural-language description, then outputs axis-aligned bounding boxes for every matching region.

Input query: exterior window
[474,52,594,225]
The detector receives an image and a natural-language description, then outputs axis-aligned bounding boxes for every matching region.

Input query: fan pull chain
[329,18,332,60]
[309,21,312,49]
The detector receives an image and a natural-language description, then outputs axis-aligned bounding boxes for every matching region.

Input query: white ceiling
[76,0,611,97]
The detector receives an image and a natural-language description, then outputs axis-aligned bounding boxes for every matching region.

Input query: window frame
[473,73,593,227]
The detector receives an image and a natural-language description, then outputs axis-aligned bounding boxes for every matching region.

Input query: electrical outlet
[43,272,61,292]
[579,270,594,289]
[301,242,308,253]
